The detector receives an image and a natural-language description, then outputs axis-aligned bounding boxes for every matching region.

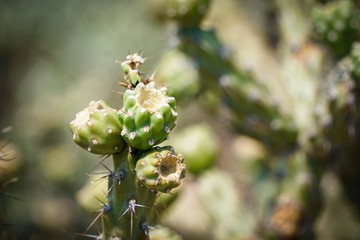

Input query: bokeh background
[2,0,360,239]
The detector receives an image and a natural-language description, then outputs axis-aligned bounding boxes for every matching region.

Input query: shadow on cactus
[70,52,185,240]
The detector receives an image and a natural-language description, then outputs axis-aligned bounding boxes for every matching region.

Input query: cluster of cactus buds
[70,52,185,239]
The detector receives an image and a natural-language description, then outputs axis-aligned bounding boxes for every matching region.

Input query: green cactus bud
[70,100,125,155]
[135,146,186,193]
[148,0,211,28]
[119,82,177,150]
[312,0,360,57]
[120,53,145,87]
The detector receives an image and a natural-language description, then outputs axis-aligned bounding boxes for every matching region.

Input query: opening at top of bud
[159,155,178,176]
[135,82,167,112]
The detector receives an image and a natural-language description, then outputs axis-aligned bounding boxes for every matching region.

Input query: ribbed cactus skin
[118,82,177,150]
[136,146,185,193]
[70,100,125,154]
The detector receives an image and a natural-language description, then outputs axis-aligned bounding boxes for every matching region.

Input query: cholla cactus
[70,53,185,240]
[147,0,360,239]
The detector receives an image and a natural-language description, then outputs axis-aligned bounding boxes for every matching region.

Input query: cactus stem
[101,149,158,239]
[118,199,149,239]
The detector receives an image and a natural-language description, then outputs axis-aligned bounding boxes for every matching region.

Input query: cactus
[70,53,185,239]
[135,146,185,193]
[312,0,360,58]
[145,0,360,239]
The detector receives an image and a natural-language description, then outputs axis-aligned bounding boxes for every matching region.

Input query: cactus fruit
[136,146,185,193]
[166,123,219,175]
[118,82,177,150]
[70,100,125,155]
[312,0,360,57]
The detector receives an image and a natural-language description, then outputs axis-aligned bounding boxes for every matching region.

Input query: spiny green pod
[118,81,177,150]
[70,100,125,154]
[312,0,360,57]
[135,146,185,193]
[148,0,211,28]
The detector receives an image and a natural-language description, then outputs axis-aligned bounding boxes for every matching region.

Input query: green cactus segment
[136,146,186,193]
[70,100,125,155]
[312,0,360,57]
[119,82,177,150]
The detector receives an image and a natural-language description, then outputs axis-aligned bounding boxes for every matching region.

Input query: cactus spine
[70,53,185,240]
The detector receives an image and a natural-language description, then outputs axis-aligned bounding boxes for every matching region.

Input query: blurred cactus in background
[146,0,360,239]
[2,0,360,239]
